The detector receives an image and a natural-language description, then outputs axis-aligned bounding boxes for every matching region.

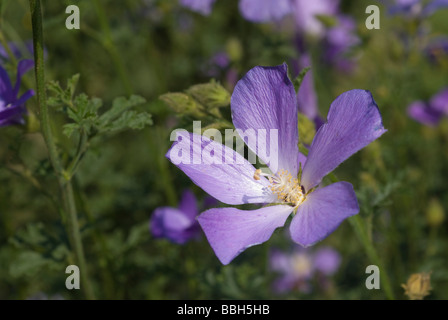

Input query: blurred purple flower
[296,53,324,130]
[0,60,35,127]
[150,190,202,244]
[0,40,34,62]
[239,0,292,23]
[180,0,217,16]
[166,63,386,264]
[323,15,360,73]
[407,88,448,126]
[387,0,448,17]
[202,51,230,78]
[270,246,340,293]
[425,37,448,63]
[292,0,340,38]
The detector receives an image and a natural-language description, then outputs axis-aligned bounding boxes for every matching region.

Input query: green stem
[29,0,95,300]
[328,173,395,300]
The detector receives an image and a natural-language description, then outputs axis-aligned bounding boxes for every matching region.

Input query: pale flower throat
[254,169,306,207]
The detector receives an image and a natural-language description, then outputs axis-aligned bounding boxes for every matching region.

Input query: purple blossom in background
[202,51,230,78]
[239,0,292,23]
[180,0,217,16]
[150,190,202,244]
[387,0,448,17]
[407,88,448,126]
[0,40,34,62]
[323,15,360,73]
[0,60,35,127]
[270,246,341,293]
[292,0,340,38]
[425,37,448,63]
[296,53,324,130]
[166,63,386,264]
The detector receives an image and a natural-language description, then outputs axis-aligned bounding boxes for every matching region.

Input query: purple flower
[0,40,34,62]
[239,0,293,23]
[296,53,324,130]
[0,60,35,127]
[166,63,386,264]
[323,15,360,73]
[291,0,340,38]
[270,246,341,293]
[387,0,448,17]
[407,88,448,126]
[150,190,202,244]
[180,0,217,16]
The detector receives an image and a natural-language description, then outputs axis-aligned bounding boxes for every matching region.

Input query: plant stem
[328,173,395,300]
[29,0,95,300]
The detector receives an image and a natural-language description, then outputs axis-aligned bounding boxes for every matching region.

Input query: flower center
[254,169,306,207]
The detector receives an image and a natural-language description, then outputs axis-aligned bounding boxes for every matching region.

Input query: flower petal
[178,189,198,221]
[150,207,197,244]
[407,100,442,126]
[13,59,34,97]
[429,87,448,114]
[198,205,294,265]
[231,63,299,175]
[180,0,217,15]
[301,89,386,191]
[166,131,273,205]
[290,181,359,247]
[239,0,292,23]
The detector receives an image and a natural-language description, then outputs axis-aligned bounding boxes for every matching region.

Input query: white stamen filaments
[254,169,306,207]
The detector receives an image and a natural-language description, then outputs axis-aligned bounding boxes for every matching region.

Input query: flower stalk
[29,0,95,300]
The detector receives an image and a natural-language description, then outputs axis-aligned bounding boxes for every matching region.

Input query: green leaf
[98,95,146,126]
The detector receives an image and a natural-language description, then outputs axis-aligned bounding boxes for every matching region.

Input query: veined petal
[231,63,299,175]
[198,205,294,265]
[290,181,359,247]
[166,131,273,205]
[301,89,386,191]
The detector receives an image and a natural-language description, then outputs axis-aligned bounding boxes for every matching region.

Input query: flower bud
[159,92,207,118]
[401,272,432,300]
[186,80,231,109]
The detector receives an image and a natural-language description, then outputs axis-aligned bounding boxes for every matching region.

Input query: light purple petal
[166,131,273,205]
[180,0,216,15]
[239,0,292,23]
[292,0,340,37]
[231,63,299,175]
[429,88,448,114]
[313,246,341,275]
[290,181,359,247]
[178,189,198,221]
[198,205,294,264]
[407,100,442,126]
[301,89,386,192]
